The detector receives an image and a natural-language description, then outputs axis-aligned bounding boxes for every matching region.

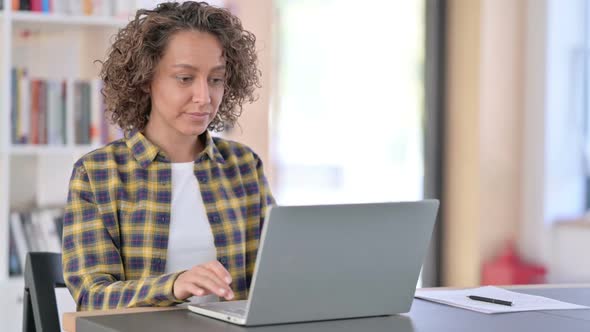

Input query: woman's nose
[192,78,211,104]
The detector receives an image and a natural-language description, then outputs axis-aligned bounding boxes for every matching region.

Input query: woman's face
[148,30,226,138]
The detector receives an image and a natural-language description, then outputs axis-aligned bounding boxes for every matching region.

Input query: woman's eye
[210,78,225,85]
[176,76,193,84]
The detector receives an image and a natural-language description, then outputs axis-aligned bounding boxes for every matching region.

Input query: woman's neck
[143,122,205,163]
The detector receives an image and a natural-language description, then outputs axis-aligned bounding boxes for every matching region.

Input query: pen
[467,295,513,306]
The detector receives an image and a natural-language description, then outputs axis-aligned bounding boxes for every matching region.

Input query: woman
[62,1,274,310]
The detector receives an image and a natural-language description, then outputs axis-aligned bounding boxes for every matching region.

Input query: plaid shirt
[62,130,275,311]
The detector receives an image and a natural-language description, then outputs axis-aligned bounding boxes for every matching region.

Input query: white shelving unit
[12,11,128,27]
[0,1,130,329]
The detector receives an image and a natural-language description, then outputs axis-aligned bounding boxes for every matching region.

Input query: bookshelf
[0,1,135,328]
[12,11,128,27]
[9,144,101,155]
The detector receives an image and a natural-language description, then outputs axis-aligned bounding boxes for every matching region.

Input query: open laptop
[188,200,439,326]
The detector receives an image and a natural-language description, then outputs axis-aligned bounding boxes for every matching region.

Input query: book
[18,69,31,144]
[19,0,30,11]
[113,0,134,19]
[7,207,65,275]
[82,0,92,15]
[20,212,37,252]
[47,80,66,145]
[51,0,68,14]
[30,0,41,12]
[67,0,82,15]
[30,79,40,144]
[38,80,47,144]
[37,208,63,253]
[11,68,113,146]
[41,0,50,12]
[9,212,28,271]
[8,227,22,276]
[10,68,18,144]
[90,79,103,145]
[92,0,114,17]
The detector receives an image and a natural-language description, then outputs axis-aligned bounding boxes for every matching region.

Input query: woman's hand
[173,261,234,300]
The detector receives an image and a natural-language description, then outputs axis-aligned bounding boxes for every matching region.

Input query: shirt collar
[125,130,225,168]
[201,130,226,165]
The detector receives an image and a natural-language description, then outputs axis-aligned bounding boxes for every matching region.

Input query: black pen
[467,295,513,306]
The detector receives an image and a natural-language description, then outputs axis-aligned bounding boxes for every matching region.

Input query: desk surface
[71,286,590,332]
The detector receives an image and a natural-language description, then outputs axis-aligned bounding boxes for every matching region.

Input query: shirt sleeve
[254,153,276,231]
[62,162,185,311]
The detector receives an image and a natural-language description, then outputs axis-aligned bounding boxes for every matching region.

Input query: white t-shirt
[165,162,218,304]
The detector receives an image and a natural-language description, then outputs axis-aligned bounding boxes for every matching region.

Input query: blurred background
[1,0,589,330]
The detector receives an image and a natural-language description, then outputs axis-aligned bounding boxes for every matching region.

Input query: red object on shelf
[481,242,547,285]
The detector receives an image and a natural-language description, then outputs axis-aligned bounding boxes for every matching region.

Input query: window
[273,0,426,206]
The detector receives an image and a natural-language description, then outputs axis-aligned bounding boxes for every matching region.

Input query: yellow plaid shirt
[62,130,275,310]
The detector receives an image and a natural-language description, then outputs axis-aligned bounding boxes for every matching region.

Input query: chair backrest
[23,252,66,332]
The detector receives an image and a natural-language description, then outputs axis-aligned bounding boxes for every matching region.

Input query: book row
[11,68,122,146]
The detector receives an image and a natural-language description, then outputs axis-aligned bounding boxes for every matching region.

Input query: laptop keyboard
[199,300,248,318]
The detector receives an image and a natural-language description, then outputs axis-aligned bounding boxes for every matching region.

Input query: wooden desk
[63,306,183,332]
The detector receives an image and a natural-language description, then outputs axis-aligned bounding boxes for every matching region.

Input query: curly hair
[99,1,260,133]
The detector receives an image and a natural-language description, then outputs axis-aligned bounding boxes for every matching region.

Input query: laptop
[188,200,439,326]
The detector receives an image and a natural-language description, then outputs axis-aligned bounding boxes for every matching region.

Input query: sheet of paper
[414,286,590,314]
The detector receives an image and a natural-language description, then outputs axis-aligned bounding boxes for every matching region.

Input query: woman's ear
[142,84,151,93]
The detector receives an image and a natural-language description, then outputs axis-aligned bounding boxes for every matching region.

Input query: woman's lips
[185,112,210,120]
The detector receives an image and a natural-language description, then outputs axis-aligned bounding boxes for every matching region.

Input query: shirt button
[198,177,208,183]
[213,215,220,222]
[219,257,228,265]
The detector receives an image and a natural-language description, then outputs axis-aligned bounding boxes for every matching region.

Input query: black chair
[23,252,66,332]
